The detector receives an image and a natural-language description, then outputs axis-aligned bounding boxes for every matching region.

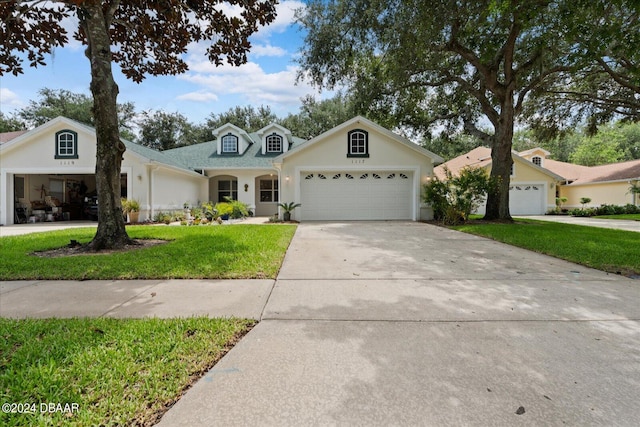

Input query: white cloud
[176,91,219,102]
[0,88,25,110]
[250,44,287,58]
[177,60,319,109]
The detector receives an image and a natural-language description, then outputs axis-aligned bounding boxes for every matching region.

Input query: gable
[276,116,443,167]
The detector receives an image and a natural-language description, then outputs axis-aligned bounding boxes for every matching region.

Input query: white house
[0,116,444,225]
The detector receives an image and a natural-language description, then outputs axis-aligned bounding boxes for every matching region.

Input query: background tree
[1,0,277,249]
[205,105,278,134]
[280,93,356,139]
[136,110,207,150]
[16,88,135,137]
[0,112,25,132]
[297,0,635,220]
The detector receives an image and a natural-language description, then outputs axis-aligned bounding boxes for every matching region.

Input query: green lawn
[593,214,640,220]
[0,317,254,427]
[0,225,296,280]
[453,219,640,276]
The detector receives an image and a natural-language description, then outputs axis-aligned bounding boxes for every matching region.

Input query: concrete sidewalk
[0,279,274,319]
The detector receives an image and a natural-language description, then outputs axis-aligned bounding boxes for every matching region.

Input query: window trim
[221,133,238,153]
[55,130,78,159]
[347,129,369,158]
[217,178,238,202]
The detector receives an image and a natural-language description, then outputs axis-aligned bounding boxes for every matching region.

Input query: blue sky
[0,1,328,125]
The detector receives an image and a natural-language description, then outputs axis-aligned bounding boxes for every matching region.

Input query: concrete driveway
[159,222,640,426]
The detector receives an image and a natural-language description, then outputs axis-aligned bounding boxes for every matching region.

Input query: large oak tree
[297,0,638,220]
[1,0,277,249]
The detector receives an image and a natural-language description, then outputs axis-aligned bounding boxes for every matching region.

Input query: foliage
[453,219,640,277]
[0,111,25,132]
[569,128,624,166]
[423,167,493,225]
[421,132,484,162]
[580,197,592,208]
[206,105,278,134]
[569,203,640,217]
[136,110,208,150]
[0,225,296,280]
[277,202,301,213]
[0,317,253,427]
[279,93,357,140]
[14,88,136,135]
[121,198,140,213]
[224,197,250,219]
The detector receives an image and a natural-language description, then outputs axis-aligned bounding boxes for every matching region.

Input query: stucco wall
[560,181,637,208]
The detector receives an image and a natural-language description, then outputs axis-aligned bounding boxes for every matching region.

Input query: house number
[59,160,75,165]
[351,159,365,164]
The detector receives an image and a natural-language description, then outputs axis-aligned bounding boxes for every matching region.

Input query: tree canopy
[1,0,277,249]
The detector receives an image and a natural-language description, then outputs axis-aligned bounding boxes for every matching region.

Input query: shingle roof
[434,146,492,179]
[0,130,28,143]
[545,158,640,184]
[436,146,640,185]
[164,132,308,169]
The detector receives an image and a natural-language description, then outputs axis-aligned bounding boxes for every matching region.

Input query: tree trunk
[81,3,133,250]
[484,100,515,221]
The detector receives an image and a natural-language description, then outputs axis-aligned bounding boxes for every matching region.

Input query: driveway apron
[158,222,640,426]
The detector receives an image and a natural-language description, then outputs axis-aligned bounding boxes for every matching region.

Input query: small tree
[580,197,592,209]
[424,167,493,225]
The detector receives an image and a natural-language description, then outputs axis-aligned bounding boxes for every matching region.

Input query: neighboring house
[436,146,640,215]
[0,116,444,225]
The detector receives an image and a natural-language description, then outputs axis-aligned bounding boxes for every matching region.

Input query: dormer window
[532,156,542,166]
[221,133,238,153]
[347,129,369,157]
[55,130,78,159]
[266,133,282,153]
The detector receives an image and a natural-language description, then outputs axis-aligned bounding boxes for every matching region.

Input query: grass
[452,218,640,276]
[0,317,255,427]
[593,213,640,220]
[0,224,296,280]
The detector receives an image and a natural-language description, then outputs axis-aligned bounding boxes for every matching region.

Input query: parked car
[84,196,98,220]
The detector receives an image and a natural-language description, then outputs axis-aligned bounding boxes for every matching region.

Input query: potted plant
[278,202,301,221]
[122,198,141,223]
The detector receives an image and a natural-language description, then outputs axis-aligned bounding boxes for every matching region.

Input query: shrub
[423,166,492,225]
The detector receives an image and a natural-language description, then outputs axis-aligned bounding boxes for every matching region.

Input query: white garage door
[300,171,413,220]
[509,183,545,215]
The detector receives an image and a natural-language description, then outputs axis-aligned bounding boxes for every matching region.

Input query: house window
[221,133,238,153]
[218,179,238,202]
[266,133,282,152]
[347,129,369,157]
[55,130,78,159]
[532,156,542,166]
[259,179,278,202]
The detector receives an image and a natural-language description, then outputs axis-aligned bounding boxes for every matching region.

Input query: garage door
[509,183,545,215]
[300,171,413,220]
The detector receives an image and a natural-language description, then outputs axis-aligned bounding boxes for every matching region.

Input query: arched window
[221,133,238,153]
[347,129,369,157]
[266,133,282,152]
